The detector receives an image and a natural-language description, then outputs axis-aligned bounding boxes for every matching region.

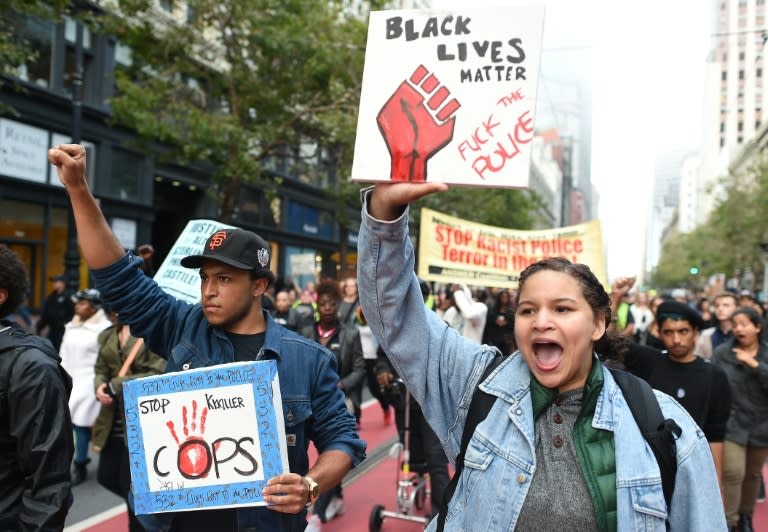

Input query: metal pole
[64,20,83,292]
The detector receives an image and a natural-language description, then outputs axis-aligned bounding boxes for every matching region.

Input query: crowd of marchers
[2,148,767,532]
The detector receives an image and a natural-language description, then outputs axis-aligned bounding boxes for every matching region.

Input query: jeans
[73,425,91,463]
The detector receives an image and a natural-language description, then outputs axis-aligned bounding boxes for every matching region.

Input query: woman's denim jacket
[356,190,726,531]
[91,254,366,532]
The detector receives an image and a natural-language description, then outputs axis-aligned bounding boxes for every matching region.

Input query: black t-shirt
[624,343,731,442]
[226,331,266,363]
[171,331,266,531]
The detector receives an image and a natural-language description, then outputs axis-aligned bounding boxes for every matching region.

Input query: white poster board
[153,219,236,303]
[123,360,288,514]
[351,6,544,188]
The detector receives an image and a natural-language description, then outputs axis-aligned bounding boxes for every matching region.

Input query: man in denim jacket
[48,144,365,532]
[356,183,725,531]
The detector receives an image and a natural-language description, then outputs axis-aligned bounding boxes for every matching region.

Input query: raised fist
[377,65,461,182]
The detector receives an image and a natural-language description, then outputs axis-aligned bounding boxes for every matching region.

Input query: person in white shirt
[441,284,488,344]
[59,288,112,485]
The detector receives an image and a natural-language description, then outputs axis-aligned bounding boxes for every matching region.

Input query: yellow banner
[417,208,607,289]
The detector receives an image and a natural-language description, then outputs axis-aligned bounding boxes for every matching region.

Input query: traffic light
[689,266,699,275]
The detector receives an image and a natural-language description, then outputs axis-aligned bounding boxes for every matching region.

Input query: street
[64,398,768,532]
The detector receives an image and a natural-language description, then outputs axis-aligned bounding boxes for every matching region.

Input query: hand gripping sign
[122,360,288,514]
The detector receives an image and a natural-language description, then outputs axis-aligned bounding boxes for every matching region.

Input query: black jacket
[35,290,75,352]
[0,321,74,531]
[713,339,768,446]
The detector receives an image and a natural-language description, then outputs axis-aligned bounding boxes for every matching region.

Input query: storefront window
[286,200,334,239]
[0,200,48,308]
[111,148,143,201]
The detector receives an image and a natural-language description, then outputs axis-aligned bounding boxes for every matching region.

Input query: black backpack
[0,323,71,402]
[436,358,681,531]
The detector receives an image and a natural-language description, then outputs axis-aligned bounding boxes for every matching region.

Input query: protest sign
[123,360,288,514]
[153,219,236,303]
[351,5,544,187]
[418,207,607,288]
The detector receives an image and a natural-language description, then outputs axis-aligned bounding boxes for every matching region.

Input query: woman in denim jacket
[357,183,726,531]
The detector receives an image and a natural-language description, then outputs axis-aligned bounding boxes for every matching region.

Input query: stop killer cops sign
[351,5,545,187]
[122,360,288,513]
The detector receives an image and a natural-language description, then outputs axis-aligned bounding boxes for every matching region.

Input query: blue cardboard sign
[122,360,288,514]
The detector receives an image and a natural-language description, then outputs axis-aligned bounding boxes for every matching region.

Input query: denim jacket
[356,190,725,531]
[91,254,366,532]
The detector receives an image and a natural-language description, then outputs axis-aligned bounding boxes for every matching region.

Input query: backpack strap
[609,368,681,512]
[437,355,503,532]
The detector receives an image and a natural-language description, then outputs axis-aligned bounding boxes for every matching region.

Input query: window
[758,68,763,78]
[110,148,144,201]
[238,187,278,227]
[61,17,96,103]
[9,15,54,88]
[159,0,173,12]
[739,69,745,80]
[740,52,746,61]
[738,121,744,132]
[722,71,727,81]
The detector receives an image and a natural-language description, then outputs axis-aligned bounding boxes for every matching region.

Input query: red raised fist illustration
[377,65,461,182]
[166,400,210,479]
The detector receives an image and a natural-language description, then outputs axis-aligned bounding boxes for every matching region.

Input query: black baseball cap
[180,228,272,272]
[72,288,102,308]
[656,301,705,330]
[50,274,67,282]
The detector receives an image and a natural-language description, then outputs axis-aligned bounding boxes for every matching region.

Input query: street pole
[64,20,83,292]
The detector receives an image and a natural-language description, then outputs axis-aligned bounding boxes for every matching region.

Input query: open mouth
[532,340,563,371]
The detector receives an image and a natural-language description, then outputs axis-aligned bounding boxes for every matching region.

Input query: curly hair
[0,245,29,319]
[315,278,342,303]
[515,257,628,361]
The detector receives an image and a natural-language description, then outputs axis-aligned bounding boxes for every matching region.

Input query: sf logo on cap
[258,249,269,267]
[208,231,228,250]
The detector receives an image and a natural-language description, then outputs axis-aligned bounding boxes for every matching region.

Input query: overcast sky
[430,0,713,281]
[517,0,712,281]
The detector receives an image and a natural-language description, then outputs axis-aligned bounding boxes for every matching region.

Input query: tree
[411,187,544,231]
[0,1,69,115]
[97,0,380,223]
[652,159,768,290]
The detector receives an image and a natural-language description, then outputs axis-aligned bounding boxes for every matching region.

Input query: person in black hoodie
[35,274,75,352]
[0,245,74,531]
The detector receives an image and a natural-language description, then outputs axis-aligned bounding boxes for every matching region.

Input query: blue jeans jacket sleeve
[356,189,498,462]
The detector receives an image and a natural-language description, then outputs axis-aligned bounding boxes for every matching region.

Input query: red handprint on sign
[166,400,210,479]
[377,65,461,182]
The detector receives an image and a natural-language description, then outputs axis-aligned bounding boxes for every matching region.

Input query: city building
[1,5,360,310]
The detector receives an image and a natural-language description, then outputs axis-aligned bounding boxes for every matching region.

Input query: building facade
[1,11,359,310]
